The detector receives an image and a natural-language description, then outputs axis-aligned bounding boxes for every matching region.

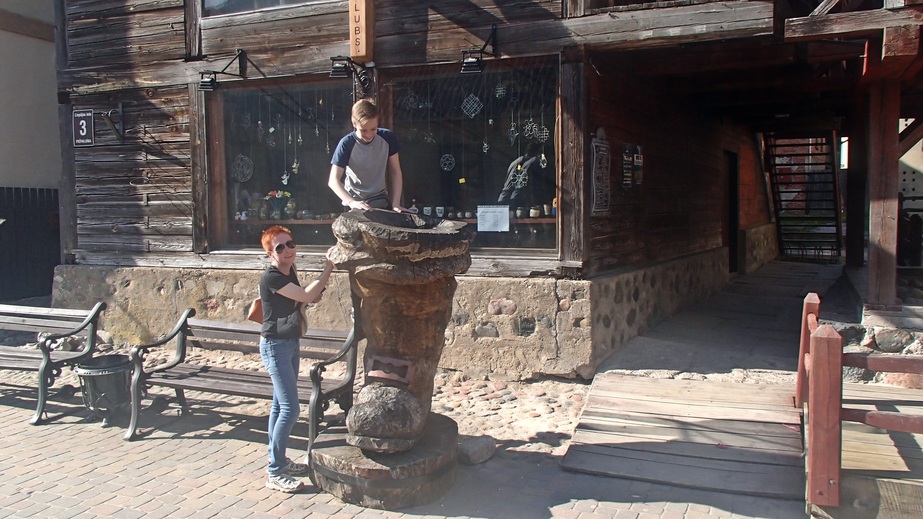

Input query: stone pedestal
[310,413,458,510]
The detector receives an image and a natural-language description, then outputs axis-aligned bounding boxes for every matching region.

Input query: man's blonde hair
[351,98,379,126]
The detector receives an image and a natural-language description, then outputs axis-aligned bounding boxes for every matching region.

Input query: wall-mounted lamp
[199,49,265,91]
[101,103,124,144]
[329,56,376,96]
[460,25,498,74]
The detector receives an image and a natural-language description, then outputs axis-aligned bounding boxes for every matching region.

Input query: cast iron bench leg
[30,360,53,425]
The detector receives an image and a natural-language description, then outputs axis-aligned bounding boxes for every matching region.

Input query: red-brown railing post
[807,324,843,507]
[797,293,821,408]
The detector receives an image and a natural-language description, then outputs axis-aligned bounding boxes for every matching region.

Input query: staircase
[764,132,842,261]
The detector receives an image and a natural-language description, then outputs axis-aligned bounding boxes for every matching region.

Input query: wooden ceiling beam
[785,7,923,42]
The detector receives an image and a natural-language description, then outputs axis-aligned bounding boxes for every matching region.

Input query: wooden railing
[796,292,923,507]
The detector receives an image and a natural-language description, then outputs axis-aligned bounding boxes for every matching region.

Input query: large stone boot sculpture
[329,209,474,453]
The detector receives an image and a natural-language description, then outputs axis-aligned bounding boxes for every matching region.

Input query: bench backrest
[0,303,106,337]
[186,318,350,360]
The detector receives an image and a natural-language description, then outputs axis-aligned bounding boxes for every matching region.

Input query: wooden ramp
[562,374,805,499]
[811,382,923,519]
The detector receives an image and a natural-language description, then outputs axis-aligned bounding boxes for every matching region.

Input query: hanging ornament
[483,139,490,154]
[537,126,550,143]
[513,168,528,189]
[461,94,483,119]
[401,91,420,111]
[257,120,265,142]
[281,172,290,185]
[508,123,519,146]
[523,119,538,140]
[540,153,548,169]
[230,154,253,182]
[494,81,507,99]
[291,159,300,175]
[440,154,456,172]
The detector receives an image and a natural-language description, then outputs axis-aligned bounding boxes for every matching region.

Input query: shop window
[203,0,313,17]
[208,59,558,253]
[388,59,558,251]
[208,80,354,250]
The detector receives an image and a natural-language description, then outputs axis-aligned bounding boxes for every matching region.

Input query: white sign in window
[477,205,509,232]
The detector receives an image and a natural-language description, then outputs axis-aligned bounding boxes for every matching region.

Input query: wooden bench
[0,302,107,424]
[124,297,361,449]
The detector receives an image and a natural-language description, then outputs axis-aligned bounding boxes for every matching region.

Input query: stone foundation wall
[740,223,779,274]
[52,248,729,382]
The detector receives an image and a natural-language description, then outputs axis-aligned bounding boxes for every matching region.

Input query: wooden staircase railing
[796,292,923,508]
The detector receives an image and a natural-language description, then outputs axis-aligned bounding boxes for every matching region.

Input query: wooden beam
[0,7,54,42]
[811,0,843,17]
[898,117,923,156]
[785,7,923,42]
[866,80,901,306]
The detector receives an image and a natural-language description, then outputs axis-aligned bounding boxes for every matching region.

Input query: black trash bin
[75,354,132,426]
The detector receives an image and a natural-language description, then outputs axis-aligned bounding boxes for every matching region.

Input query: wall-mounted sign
[73,108,94,147]
[349,0,374,62]
[632,144,643,186]
[621,143,633,189]
[592,137,611,213]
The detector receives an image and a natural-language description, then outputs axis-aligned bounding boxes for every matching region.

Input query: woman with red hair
[258,225,334,493]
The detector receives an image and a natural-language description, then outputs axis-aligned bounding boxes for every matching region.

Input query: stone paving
[0,363,806,519]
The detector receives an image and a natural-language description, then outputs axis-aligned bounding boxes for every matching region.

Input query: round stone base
[310,413,458,510]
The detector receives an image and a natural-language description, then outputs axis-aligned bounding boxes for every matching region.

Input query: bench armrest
[130,308,197,375]
[36,301,108,361]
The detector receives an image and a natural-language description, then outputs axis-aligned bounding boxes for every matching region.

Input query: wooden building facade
[51,0,923,380]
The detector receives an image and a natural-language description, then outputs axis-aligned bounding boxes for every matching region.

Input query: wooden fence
[797,292,923,507]
[0,187,60,301]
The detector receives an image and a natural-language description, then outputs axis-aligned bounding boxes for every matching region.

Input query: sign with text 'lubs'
[350,0,374,62]
[73,108,94,147]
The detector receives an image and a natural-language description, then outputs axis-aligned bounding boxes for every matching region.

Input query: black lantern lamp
[460,25,498,74]
[329,56,376,97]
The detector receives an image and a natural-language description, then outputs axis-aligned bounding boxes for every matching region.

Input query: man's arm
[328,165,370,210]
[387,153,406,212]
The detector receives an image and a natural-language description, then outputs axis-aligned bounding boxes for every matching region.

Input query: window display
[213,81,354,249]
[208,58,558,252]
[203,0,312,17]
[388,59,558,250]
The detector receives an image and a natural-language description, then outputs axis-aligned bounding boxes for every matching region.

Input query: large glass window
[388,59,558,250]
[208,58,558,252]
[210,80,354,249]
[203,0,311,17]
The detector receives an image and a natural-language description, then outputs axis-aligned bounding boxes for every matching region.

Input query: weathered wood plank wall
[583,53,764,274]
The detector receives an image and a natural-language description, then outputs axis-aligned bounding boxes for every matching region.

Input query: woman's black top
[259,265,302,339]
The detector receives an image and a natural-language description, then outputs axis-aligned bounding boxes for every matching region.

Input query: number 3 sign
[73,108,94,147]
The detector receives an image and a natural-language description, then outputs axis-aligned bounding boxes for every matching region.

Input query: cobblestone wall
[52,249,729,381]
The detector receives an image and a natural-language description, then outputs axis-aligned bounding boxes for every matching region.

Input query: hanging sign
[73,108,94,147]
[349,0,374,62]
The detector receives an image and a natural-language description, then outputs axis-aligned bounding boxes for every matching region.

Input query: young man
[328,98,407,212]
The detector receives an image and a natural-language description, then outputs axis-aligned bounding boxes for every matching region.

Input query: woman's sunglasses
[274,240,296,254]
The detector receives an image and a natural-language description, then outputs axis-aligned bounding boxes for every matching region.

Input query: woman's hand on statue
[348,199,371,210]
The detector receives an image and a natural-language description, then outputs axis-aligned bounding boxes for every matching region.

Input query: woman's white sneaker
[266,473,304,493]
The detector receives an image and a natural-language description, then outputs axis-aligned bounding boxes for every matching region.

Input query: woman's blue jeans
[259,337,301,476]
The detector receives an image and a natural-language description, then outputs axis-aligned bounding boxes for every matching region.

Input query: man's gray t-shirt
[330,129,401,202]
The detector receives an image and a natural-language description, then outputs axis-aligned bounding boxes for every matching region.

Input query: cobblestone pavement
[0,364,806,519]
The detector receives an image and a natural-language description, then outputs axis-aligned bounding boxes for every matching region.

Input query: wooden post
[807,324,843,507]
[845,102,868,268]
[796,293,821,408]
[866,79,901,306]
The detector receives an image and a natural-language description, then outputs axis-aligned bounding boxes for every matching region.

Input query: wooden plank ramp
[562,373,805,500]
[811,382,923,519]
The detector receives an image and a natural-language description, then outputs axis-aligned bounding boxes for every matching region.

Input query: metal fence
[0,187,60,301]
